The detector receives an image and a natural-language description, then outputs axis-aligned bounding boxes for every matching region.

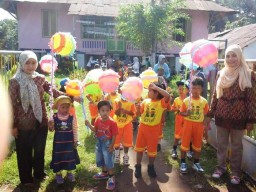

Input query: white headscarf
[158,55,165,64]
[14,50,43,123]
[216,44,252,99]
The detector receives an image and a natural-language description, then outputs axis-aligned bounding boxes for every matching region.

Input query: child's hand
[108,145,114,153]
[148,83,157,90]
[12,128,18,139]
[203,117,211,127]
[186,109,191,116]
[48,120,54,131]
[85,120,91,127]
[74,141,78,149]
[74,96,82,103]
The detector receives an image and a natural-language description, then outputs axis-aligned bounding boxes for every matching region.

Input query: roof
[208,24,256,49]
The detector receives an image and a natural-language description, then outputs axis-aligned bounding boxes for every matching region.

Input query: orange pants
[158,124,163,139]
[174,115,184,139]
[181,120,204,152]
[89,103,98,119]
[114,123,133,148]
[134,123,161,157]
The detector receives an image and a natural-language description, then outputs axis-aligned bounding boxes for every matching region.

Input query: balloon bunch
[39,55,58,73]
[121,77,143,103]
[98,70,120,93]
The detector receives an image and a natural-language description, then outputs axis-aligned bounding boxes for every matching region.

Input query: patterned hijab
[14,51,43,123]
[216,44,252,99]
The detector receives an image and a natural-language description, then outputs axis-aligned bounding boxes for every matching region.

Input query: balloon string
[188,63,194,110]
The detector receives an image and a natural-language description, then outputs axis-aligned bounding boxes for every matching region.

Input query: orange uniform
[180,96,209,152]
[113,98,136,148]
[87,94,102,119]
[171,97,185,139]
[134,98,170,157]
[104,92,120,118]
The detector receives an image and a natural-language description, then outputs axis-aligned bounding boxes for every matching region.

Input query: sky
[0,8,15,21]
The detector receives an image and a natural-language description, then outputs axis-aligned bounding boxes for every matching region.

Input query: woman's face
[226,51,240,68]
[23,58,37,74]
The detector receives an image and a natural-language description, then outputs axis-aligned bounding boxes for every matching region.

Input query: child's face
[23,58,37,75]
[178,85,189,97]
[191,84,202,98]
[158,69,164,76]
[99,105,111,120]
[58,103,70,116]
[148,89,158,100]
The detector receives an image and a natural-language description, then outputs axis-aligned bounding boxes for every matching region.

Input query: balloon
[179,42,199,70]
[39,55,58,73]
[65,79,83,97]
[49,32,76,57]
[83,69,103,95]
[140,68,158,89]
[191,39,218,68]
[141,88,148,99]
[99,70,120,93]
[121,77,143,102]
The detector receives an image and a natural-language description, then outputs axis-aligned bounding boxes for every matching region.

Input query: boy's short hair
[176,80,189,89]
[97,100,112,110]
[191,77,204,87]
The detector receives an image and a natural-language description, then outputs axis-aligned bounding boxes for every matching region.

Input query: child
[48,96,80,184]
[85,101,118,191]
[104,91,121,118]
[86,93,103,125]
[134,82,171,178]
[170,80,189,158]
[179,77,209,174]
[113,96,136,165]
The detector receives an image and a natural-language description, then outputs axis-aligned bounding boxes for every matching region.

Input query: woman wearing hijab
[9,51,64,189]
[154,55,170,80]
[204,45,256,185]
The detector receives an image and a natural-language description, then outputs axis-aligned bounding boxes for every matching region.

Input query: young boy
[179,77,209,174]
[113,97,136,165]
[104,91,121,118]
[170,80,189,158]
[85,101,118,190]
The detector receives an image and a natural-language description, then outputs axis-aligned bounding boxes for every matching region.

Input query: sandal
[212,169,225,179]
[230,176,240,185]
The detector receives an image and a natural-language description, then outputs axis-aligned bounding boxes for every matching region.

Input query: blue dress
[50,114,80,173]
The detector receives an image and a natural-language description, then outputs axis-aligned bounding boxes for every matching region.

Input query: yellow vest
[113,99,135,128]
[140,99,166,126]
[183,96,208,123]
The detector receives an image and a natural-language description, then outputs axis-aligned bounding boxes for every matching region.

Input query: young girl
[48,96,80,184]
[85,101,118,191]
[134,82,171,178]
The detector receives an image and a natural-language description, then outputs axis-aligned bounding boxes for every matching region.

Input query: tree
[210,0,256,32]
[115,0,188,63]
[0,19,18,50]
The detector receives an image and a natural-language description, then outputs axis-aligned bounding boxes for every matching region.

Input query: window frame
[41,9,57,38]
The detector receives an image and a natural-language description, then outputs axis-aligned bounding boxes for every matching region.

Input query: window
[80,16,116,39]
[42,10,57,37]
[173,18,191,42]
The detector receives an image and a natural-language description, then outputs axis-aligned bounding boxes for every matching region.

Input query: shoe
[106,177,115,190]
[123,155,130,166]
[135,164,142,178]
[93,172,109,180]
[147,164,157,178]
[230,176,240,185]
[180,162,188,174]
[34,172,48,180]
[119,144,124,150]
[212,169,225,179]
[192,163,205,173]
[157,144,161,152]
[186,151,193,159]
[114,149,120,164]
[171,149,178,159]
[67,173,75,182]
[56,174,64,184]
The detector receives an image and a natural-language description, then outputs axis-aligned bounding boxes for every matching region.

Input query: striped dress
[50,114,79,173]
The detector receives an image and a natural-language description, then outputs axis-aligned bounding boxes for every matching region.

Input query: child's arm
[48,119,54,131]
[179,102,191,117]
[86,95,93,103]
[108,135,116,153]
[85,120,95,132]
[148,83,171,102]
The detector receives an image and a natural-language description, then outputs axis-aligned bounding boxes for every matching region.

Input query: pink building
[3,0,235,70]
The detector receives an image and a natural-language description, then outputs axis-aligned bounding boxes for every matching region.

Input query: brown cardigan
[9,76,64,130]
[207,72,256,130]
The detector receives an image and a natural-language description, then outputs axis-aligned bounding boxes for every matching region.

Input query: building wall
[17,2,78,50]
[243,41,256,59]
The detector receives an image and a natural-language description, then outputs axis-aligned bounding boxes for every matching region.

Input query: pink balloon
[99,70,120,93]
[121,77,143,102]
[39,55,58,73]
[191,39,218,68]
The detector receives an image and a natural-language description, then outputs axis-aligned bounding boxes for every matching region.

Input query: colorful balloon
[140,68,158,89]
[179,42,198,70]
[99,70,120,93]
[49,32,76,57]
[121,77,143,102]
[83,69,103,95]
[65,80,83,97]
[191,39,218,68]
[39,55,58,73]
